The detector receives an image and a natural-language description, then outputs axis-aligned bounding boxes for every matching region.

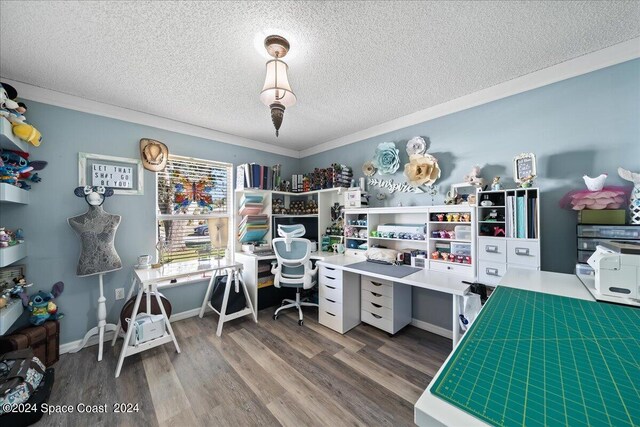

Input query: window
[156,155,233,263]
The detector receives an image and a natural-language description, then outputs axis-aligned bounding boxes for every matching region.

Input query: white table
[317,255,471,346]
[112,260,256,378]
[414,268,594,426]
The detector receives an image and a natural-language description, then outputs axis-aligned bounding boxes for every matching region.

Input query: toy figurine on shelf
[464,166,484,187]
[519,175,534,188]
[431,251,440,260]
[493,226,506,237]
[19,281,65,326]
[484,210,499,221]
[491,176,502,191]
[0,150,47,190]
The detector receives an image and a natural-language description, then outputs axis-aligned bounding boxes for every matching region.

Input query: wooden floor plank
[355,345,433,388]
[378,341,445,377]
[282,310,365,353]
[334,349,424,404]
[230,328,363,426]
[258,310,326,358]
[266,391,317,427]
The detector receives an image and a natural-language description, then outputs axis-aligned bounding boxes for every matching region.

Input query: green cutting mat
[431,286,640,426]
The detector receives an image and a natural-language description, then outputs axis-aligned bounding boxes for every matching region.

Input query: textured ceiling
[1,1,639,151]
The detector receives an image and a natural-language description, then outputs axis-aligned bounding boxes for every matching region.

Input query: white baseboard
[59,307,208,354]
[410,318,452,340]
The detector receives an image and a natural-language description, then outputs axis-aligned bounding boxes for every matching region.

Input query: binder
[516,196,525,238]
[251,164,261,188]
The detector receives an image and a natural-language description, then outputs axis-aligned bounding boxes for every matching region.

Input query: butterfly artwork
[173,180,215,214]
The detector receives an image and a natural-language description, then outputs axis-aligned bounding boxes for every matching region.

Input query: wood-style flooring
[39,308,451,426]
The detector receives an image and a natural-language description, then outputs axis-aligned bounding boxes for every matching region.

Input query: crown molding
[299,37,640,158]
[0,78,300,159]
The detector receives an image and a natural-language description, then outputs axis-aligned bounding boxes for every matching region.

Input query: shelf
[479,221,505,223]
[430,259,473,266]
[271,214,318,218]
[0,183,29,204]
[347,225,368,228]
[0,298,24,335]
[327,235,344,238]
[0,117,29,153]
[479,205,505,208]
[0,243,27,267]
[430,238,472,243]
[429,222,471,225]
[370,237,429,243]
[345,237,367,241]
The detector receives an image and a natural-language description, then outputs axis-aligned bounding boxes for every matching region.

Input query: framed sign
[79,152,144,195]
[513,153,537,183]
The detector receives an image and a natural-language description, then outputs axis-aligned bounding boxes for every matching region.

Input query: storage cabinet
[317,266,360,334]
[359,275,411,334]
[575,224,640,273]
[476,188,541,285]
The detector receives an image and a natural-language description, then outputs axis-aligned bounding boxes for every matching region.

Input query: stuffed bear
[19,281,64,326]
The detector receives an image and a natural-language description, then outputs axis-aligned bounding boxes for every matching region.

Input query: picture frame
[78,152,144,195]
[513,153,537,183]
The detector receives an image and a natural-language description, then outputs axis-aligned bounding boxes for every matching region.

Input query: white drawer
[319,295,342,314]
[361,299,392,320]
[429,261,473,276]
[319,271,343,289]
[361,310,393,334]
[478,237,507,263]
[320,264,341,278]
[507,240,540,267]
[361,288,393,309]
[319,282,343,303]
[319,309,343,333]
[478,260,507,286]
[361,276,393,297]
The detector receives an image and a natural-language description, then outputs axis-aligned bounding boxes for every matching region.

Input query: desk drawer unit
[507,240,540,268]
[478,260,507,286]
[318,269,360,334]
[478,237,507,263]
[360,275,411,335]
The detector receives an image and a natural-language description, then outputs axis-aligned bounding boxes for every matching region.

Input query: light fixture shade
[260,59,297,108]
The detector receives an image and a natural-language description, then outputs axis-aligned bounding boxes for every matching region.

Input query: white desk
[414,268,594,426]
[112,260,256,378]
[317,255,470,345]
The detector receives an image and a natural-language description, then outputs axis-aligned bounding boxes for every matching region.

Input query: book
[516,196,525,238]
[251,164,261,188]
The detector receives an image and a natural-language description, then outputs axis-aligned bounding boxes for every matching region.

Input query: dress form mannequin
[68,186,122,361]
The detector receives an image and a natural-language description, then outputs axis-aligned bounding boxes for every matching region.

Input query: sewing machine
[587,242,640,300]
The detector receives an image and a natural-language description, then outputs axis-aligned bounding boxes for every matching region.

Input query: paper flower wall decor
[372,142,400,175]
[406,137,427,156]
[403,153,441,187]
[362,161,377,177]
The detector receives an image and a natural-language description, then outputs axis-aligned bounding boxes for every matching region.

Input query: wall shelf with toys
[0,242,27,268]
[0,182,29,204]
[0,117,29,153]
[475,188,541,285]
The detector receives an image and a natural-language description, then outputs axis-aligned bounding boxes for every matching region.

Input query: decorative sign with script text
[368,178,424,194]
[92,163,133,188]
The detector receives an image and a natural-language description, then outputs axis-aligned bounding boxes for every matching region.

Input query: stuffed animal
[464,165,484,187]
[0,149,46,189]
[19,282,64,326]
[12,122,42,146]
[0,82,42,145]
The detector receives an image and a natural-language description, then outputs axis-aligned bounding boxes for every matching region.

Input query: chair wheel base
[273,314,279,320]
[298,319,303,326]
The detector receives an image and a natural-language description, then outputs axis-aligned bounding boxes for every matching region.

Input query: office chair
[271,224,318,325]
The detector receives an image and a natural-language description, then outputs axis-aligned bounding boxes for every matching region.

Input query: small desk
[414,268,595,426]
[317,255,470,345]
[113,260,255,378]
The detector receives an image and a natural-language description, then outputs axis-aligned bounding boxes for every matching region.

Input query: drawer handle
[325,311,336,317]
[325,275,336,280]
[447,266,452,270]
[326,298,336,303]
[371,313,382,319]
[515,247,530,256]
[371,281,383,287]
[486,268,499,276]
[326,285,336,290]
[485,245,499,253]
[324,266,336,271]
[371,302,382,308]
[370,292,381,297]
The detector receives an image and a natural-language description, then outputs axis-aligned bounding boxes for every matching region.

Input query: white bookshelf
[476,188,541,285]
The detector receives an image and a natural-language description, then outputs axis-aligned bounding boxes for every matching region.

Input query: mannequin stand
[70,273,118,361]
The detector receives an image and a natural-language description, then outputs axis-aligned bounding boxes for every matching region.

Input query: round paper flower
[403,153,441,187]
[362,161,377,177]
[373,142,400,175]
[406,137,427,156]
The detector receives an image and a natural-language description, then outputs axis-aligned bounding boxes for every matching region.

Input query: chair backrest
[271,237,317,289]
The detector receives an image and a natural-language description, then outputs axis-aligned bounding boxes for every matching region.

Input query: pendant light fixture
[260,35,296,137]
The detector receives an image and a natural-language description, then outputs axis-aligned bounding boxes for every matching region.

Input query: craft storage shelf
[476,188,541,285]
[0,117,29,152]
[0,243,27,268]
[0,182,29,204]
[575,224,640,266]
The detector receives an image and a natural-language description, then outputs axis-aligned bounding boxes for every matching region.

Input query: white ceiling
[1,1,639,152]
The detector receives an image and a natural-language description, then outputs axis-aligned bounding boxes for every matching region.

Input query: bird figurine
[583,173,608,191]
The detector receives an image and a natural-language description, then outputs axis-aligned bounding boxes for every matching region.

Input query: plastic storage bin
[455,225,472,241]
[575,263,594,276]
[450,242,472,256]
[577,225,640,239]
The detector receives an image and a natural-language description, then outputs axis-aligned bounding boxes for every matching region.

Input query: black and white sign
[513,153,537,183]
[92,163,133,188]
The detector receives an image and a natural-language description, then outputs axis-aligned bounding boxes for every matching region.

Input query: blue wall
[300,59,640,329]
[0,103,299,344]
[2,59,638,343]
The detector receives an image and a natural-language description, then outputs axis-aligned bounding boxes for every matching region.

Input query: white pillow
[365,248,399,264]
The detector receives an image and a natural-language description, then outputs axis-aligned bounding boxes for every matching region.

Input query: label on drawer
[478,237,507,263]
[507,240,540,267]
[478,260,507,286]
